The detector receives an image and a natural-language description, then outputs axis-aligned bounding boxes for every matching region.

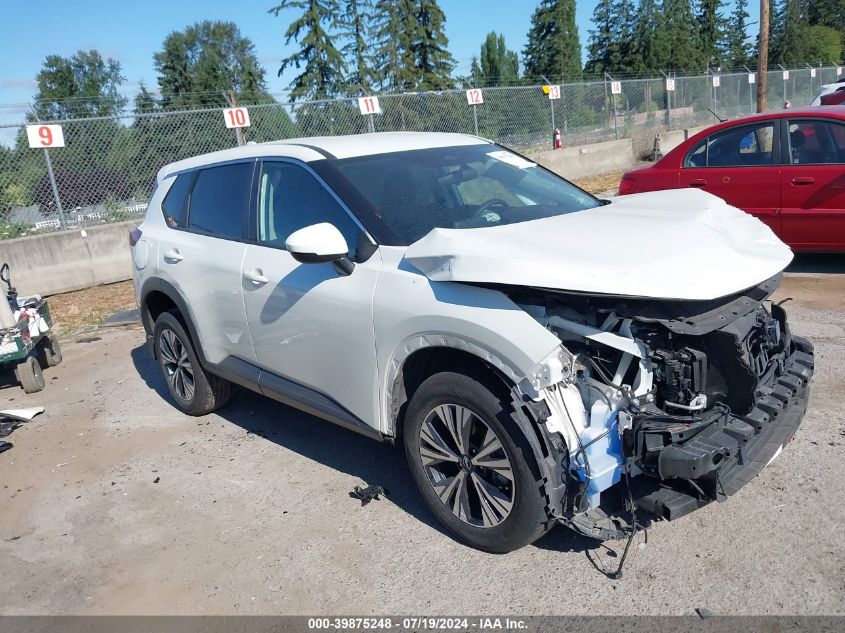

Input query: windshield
[325,144,601,245]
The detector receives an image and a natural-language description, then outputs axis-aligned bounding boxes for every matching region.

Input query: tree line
[24,0,845,115]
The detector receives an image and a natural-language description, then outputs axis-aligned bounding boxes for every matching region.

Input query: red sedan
[619,106,845,251]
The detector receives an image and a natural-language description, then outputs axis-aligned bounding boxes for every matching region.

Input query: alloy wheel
[159,328,195,402]
[418,403,514,528]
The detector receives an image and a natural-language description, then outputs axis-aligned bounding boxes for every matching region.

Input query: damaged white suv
[132,132,813,553]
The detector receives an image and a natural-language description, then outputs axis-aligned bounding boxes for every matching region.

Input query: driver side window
[684,122,774,168]
[258,161,362,257]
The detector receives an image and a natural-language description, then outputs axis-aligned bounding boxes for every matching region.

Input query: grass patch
[48,280,137,337]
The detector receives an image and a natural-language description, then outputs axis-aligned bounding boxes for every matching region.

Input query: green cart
[0,263,62,394]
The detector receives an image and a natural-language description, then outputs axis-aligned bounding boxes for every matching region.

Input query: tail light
[129,227,143,247]
[618,176,637,196]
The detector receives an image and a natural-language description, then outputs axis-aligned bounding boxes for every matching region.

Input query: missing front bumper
[635,335,814,522]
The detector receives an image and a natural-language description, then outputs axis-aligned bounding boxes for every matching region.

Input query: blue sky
[0,0,759,123]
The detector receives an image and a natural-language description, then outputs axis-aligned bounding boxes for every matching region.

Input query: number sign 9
[224,107,251,129]
[26,124,65,148]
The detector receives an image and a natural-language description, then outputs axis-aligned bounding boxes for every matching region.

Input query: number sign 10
[224,107,251,129]
[26,124,65,148]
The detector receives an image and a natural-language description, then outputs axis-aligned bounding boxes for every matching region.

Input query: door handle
[163,249,184,262]
[244,269,269,285]
[791,176,815,186]
[688,179,707,187]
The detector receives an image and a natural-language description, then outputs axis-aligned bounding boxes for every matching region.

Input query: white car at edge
[131,132,814,553]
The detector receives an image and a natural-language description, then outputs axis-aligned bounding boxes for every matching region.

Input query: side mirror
[286,223,352,270]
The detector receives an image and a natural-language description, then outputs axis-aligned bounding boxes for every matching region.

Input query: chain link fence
[1,64,841,239]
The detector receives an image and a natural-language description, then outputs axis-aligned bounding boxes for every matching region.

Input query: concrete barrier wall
[528,138,634,181]
[0,221,135,297]
[657,125,710,155]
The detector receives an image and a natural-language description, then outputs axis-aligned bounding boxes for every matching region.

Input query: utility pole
[757,0,769,112]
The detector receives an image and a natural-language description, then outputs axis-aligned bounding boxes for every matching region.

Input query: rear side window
[188,162,253,240]
[161,173,194,228]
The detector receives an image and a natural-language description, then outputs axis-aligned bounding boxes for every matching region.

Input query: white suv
[132,132,813,553]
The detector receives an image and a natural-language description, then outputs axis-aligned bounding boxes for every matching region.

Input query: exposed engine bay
[504,272,814,542]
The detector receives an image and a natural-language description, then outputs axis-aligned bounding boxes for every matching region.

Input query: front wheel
[16,356,45,394]
[153,311,230,416]
[403,372,551,553]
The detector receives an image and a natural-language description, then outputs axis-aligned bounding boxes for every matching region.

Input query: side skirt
[209,356,386,443]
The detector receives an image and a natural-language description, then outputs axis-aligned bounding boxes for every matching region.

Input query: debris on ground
[0,441,12,454]
[349,484,389,506]
[0,407,45,440]
[696,607,715,619]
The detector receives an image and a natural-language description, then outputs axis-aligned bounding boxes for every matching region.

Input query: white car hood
[403,189,793,301]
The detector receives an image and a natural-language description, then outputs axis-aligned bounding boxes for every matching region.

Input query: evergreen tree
[410,0,456,89]
[632,0,660,72]
[154,21,268,108]
[651,0,702,71]
[722,0,751,67]
[471,32,519,86]
[807,0,845,30]
[770,0,810,66]
[269,0,346,100]
[371,0,415,91]
[523,0,582,80]
[338,0,375,92]
[586,0,614,75]
[33,50,126,120]
[697,0,727,68]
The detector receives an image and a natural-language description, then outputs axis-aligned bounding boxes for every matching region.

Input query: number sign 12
[466,89,484,105]
[224,107,251,129]
[26,124,65,148]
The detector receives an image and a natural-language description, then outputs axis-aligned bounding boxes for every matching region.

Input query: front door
[779,118,845,251]
[241,159,383,428]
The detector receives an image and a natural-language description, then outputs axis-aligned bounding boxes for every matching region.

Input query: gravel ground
[0,256,843,615]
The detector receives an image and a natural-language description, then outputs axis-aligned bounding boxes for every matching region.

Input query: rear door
[779,118,845,251]
[679,120,782,236]
[156,160,258,365]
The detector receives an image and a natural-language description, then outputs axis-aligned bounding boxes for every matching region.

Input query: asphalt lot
[1,255,844,615]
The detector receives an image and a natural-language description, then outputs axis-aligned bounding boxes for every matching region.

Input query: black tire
[153,310,230,415]
[36,336,62,368]
[403,371,551,553]
[16,356,45,394]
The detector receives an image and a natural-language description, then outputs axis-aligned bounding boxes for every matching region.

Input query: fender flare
[139,277,207,366]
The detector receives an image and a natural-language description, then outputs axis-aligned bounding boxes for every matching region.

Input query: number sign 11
[358,96,382,115]
[26,124,65,148]
[224,107,251,129]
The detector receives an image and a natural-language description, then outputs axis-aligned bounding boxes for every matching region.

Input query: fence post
[660,71,671,130]
[605,72,618,140]
[42,147,66,231]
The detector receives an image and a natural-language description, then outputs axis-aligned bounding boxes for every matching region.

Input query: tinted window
[258,161,360,256]
[684,122,774,168]
[161,173,194,228]
[788,120,845,164]
[188,162,252,239]
[329,144,600,245]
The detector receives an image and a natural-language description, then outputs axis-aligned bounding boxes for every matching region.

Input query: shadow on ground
[129,343,602,556]
[786,253,845,274]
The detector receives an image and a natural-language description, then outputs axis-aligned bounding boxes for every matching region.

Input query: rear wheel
[403,371,551,553]
[16,356,45,394]
[153,311,230,415]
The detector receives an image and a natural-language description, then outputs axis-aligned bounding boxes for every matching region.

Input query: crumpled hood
[403,189,793,301]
